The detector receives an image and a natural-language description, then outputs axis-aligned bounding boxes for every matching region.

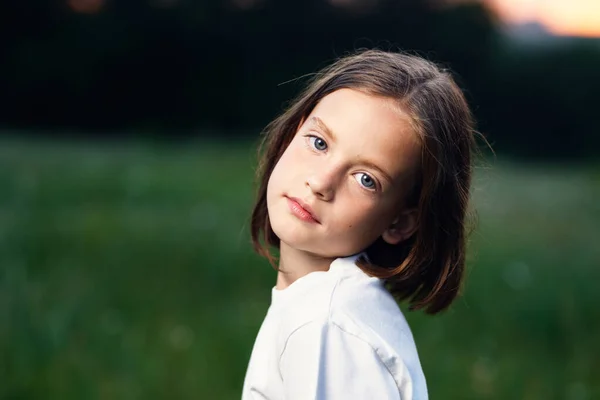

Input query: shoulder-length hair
[251,49,479,314]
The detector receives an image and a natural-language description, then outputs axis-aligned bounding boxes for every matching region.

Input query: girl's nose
[306,171,336,201]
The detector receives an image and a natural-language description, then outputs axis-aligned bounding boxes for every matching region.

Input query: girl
[242,49,477,400]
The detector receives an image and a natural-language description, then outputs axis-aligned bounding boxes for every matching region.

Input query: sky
[65,0,600,38]
[486,0,600,37]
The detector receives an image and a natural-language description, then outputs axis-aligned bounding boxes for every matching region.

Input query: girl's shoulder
[274,256,428,398]
[277,255,411,344]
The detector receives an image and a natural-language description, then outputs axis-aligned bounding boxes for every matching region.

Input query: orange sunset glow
[486,0,600,37]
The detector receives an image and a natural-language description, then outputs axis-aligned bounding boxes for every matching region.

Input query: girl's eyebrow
[309,116,337,142]
[360,159,393,184]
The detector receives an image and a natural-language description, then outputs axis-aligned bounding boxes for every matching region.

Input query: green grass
[0,138,598,399]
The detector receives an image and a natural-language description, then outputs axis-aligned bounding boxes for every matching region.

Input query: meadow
[0,138,598,399]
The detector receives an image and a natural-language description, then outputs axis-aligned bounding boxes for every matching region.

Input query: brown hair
[251,49,479,314]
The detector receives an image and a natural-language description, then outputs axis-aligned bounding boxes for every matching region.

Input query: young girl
[242,49,476,399]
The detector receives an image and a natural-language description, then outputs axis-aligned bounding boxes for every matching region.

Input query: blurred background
[1,0,599,399]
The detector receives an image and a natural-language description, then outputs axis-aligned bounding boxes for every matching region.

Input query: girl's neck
[275,242,336,290]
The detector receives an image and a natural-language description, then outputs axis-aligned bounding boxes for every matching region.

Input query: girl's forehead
[311,89,412,133]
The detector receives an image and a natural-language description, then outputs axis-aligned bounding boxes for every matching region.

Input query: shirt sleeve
[278,320,401,400]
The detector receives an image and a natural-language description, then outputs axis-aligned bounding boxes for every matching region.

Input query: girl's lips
[286,197,320,223]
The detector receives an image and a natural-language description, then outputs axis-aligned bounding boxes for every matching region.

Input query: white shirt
[242,254,428,400]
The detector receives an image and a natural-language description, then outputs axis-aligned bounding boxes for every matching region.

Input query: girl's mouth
[286,197,320,224]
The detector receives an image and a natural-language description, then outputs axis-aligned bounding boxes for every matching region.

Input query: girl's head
[251,49,477,314]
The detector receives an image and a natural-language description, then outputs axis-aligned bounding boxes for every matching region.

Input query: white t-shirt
[242,254,428,400]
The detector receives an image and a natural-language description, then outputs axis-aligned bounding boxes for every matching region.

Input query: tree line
[1,0,598,159]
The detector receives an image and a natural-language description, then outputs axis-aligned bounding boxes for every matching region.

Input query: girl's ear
[382,208,419,245]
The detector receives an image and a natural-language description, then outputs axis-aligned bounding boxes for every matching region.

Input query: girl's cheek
[283,142,306,165]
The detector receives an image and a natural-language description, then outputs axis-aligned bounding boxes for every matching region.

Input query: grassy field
[0,138,598,399]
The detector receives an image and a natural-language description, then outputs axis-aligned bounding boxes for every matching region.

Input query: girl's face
[266,88,421,258]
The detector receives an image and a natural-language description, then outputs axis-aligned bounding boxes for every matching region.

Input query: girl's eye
[309,136,328,151]
[354,173,376,190]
